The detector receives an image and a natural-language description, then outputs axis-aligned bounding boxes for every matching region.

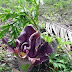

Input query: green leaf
[2,13,11,22]
[69,51,72,55]
[58,63,66,69]
[53,63,58,68]
[0,24,9,29]
[21,64,30,71]
[56,60,65,64]
[0,7,11,13]
[0,27,9,39]
[56,37,62,44]
[43,34,53,43]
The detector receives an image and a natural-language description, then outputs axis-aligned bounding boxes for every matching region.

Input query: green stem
[49,67,56,72]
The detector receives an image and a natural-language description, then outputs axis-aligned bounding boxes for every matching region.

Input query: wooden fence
[46,22,72,59]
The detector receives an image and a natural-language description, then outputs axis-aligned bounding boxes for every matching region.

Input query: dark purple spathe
[2,25,53,65]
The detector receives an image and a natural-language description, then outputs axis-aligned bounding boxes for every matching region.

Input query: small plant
[49,52,72,72]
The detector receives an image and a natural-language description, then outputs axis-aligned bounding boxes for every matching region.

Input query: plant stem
[49,67,56,72]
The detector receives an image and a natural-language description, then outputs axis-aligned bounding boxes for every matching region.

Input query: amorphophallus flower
[2,25,52,65]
